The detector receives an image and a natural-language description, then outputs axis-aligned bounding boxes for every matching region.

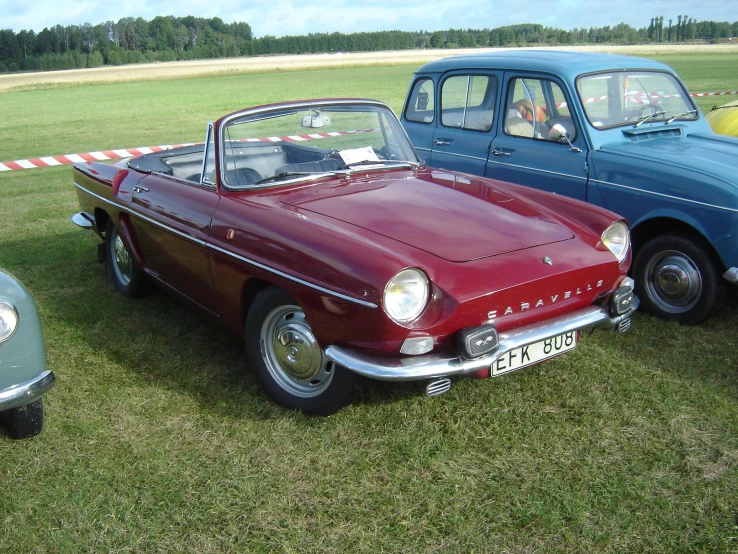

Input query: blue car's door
[486,74,591,201]
[403,72,502,175]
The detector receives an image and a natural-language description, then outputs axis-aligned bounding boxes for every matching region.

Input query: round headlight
[0,300,19,343]
[383,268,429,324]
[601,221,630,263]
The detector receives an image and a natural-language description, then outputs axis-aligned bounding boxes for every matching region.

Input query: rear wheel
[245,287,354,415]
[3,400,44,439]
[106,220,149,298]
[633,233,721,324]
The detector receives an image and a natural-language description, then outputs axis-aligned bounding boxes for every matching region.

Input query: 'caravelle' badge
[543,257,553,266]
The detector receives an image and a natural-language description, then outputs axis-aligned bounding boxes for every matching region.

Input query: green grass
[2,55,738,553]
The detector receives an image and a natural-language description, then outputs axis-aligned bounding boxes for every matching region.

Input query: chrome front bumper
[724,267,738,285]
[0,370,56,412]
[326,299,639,382]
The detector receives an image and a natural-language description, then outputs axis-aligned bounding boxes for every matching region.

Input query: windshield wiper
[340,159,421,170]
[635,110,666,127]
[666,110,698,124]
[253,171,317,185]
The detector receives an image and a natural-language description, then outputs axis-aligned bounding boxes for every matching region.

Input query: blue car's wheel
[634,233,721,325]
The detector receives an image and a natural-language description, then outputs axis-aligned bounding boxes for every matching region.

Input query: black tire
[633,233,722,324]
[106,220,150,298]
[4,400,44,439]
[245,286,355,415]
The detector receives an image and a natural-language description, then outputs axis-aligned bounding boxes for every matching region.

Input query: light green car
[0,270,55,439]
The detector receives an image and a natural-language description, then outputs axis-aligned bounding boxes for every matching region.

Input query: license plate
[492,331,577,377]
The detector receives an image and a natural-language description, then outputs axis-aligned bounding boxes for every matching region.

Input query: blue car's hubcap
[645,250,702,313]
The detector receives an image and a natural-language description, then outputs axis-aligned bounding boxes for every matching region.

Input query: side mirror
[548,123,568,142]
[548,123,582,153]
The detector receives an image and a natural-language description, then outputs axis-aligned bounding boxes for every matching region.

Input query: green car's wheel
[4,399,44,439]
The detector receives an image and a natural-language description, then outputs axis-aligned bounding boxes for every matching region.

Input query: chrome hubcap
[112,233,132,286]
[645,250,702,313]
[261,305,334,397]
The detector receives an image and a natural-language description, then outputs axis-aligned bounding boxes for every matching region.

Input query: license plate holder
[492,331,577,377]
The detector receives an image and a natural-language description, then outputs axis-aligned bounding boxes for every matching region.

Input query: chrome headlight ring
[601,221,630,263]
[383,268,430,325]
[0,300,19,343]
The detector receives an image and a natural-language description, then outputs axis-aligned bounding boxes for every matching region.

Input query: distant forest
[1,15,736,73]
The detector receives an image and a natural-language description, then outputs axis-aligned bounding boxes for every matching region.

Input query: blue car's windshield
[577,71,697,129]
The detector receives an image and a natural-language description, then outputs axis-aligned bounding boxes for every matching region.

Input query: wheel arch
[630,214,725,272]
[241,277,273,324]
[93,207,110,240]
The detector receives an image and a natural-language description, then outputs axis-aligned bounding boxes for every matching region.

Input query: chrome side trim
[724,267,738,285]
[0,370,56,411]
[591,179,738,214]
[435,151,487,162]
[207,243,378,308]
[486,160,588,182]
[74,182,207,246]
[74,182,377,308]
[326,301,638,381]
[73,182,125,209]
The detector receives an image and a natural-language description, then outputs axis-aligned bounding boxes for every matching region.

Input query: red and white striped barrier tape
[2,88,736,173]
[0,128,378,172]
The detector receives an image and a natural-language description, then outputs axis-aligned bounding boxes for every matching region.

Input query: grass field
[1,52,738,553]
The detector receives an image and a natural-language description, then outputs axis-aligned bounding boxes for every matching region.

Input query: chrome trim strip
[207,243,378,308]
[437,151,487,162]
[74,182,208,246]
[0,370,56,411]
[326,300,638,381]
[414,146,432,153]
[74,182,377,308]
[724,267,738,285]
[591,179,738,214]
[486,160,588,182]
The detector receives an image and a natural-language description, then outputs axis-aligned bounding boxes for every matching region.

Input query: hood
[600,130,738,185]
[279,169,574,263]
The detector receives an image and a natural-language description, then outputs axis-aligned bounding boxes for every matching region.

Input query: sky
[1,0,737,37]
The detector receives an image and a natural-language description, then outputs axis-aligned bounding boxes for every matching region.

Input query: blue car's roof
[416,50,670,79]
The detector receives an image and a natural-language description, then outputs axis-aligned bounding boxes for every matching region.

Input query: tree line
[1,15,736,74]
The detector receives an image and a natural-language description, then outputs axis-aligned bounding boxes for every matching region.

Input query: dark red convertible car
[72,99,637,414]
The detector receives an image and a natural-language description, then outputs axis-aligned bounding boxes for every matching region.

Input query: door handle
[491,149,511,157]
[133,186,149,193]
[433,139,453,146]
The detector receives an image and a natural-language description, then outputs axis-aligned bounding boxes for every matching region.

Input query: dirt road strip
[2,44,737,93]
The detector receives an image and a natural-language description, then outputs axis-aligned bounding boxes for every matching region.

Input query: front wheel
[245,287,355,415]
[633,234,722,324]
[3,399,44,439]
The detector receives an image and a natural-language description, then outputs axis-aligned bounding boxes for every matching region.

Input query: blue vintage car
[401,50,738,324]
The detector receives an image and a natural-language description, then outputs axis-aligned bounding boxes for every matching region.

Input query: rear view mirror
[301,112,331,128]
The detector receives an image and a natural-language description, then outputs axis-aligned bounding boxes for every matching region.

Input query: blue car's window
[405,78,435,124]
[577,71,697,129]
[504,78,576,141]
[441,75,496,132]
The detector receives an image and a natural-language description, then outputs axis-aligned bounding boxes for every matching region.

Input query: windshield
[219,102,419,189]
[577,71,697,129]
